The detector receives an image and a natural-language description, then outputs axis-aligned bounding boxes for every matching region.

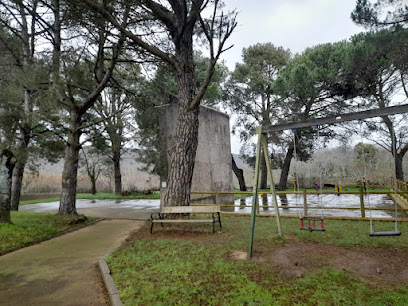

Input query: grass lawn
[20,192,161,205]
[107,216,408,305]
[0,211,97,253]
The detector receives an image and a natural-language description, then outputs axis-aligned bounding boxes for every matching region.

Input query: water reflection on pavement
[235,194,404,219]
[20,199,161,220]
[21,194,403,220]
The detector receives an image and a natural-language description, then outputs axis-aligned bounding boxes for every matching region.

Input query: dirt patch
[229,242,408,284]
[229,250,248,261]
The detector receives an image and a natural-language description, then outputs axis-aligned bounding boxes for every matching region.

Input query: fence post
[303,189,308,216]
[360,189,365,218]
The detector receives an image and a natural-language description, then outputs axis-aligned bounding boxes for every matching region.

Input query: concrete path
[0,219,143,306]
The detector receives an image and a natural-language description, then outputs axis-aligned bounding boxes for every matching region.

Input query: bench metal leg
[150,221,154,234]
[159,213,164,227]
[218,212,222,229]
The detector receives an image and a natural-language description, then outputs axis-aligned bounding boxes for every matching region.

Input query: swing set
[248,103,408,259]
[292,125,326,232]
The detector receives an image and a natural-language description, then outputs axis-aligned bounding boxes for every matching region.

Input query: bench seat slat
[161,205,220,214]
[152,219,214,223]
[150,205,222,234]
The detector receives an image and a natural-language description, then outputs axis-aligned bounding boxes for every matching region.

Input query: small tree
[80,147,110,195]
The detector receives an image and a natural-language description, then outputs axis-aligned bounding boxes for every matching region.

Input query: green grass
[0,211,96,252]
[76,192,160,200]
[107,216,408,305]
[20,197,61,205]
[20,192,161,205]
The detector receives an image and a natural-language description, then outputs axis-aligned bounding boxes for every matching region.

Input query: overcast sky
[219,0,366,153]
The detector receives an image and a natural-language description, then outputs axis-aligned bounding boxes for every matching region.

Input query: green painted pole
[248,127,262,259]
[261,134,282,236]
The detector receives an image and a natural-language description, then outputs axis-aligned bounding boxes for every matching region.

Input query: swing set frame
[248,103,408,259]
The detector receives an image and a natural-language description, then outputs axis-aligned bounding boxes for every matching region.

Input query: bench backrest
[161,205,220,214]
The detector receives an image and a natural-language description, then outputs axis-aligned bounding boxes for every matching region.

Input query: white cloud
[221,0,364,69]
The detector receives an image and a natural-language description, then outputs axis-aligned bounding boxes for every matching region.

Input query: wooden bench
[150,205,222,234]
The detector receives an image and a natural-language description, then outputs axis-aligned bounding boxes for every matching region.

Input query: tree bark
[59,112,81,215]
[278,144,294,190]
[231,154,246,191]
[0,150,16,224]
[260,152,268,189]
[10,161,25,211]
[90,176,97,195]
[163,26,198,207]
[395,153,404,181]
[163,106,199,207]
[10,127,31,211]
[112,148,122,194]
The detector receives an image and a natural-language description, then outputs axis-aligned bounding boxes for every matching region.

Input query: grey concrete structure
[160,104,234,206]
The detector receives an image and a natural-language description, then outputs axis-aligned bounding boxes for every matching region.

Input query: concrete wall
[160,104,234,206]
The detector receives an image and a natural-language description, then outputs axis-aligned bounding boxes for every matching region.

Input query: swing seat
[370,231,401,237]
[299,217,325,232]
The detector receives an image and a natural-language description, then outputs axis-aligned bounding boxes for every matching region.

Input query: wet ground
[20,194,403,220]
[21,199,160,220]
[0,220,143,306]
[235,193,404,219]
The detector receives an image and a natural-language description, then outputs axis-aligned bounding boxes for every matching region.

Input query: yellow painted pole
[303,189,308,216]
[360,189,365,218]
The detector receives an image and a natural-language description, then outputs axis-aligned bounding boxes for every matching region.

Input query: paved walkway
[21,199,160,220]
[0,220,143,305]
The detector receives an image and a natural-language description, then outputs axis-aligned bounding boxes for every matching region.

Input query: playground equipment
[292,127,325,232]
[248,103,408,258]
[365,126,401,237]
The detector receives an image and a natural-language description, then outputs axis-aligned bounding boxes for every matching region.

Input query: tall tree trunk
[162,25,199,207]
[10,161,25,211]
[10,128,31,211]
[59,113,81,215]
[0,150,15,224]
[260,152,267,189]
[278,144,294,190]
[395,153,404,181]
[163,106,199,207]
[231,154,246,191]
[112,148,122,194]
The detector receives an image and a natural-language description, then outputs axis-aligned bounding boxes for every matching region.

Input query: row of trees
[0,0,236,223]
[291,143,400,189]
[1,0,407,225]
[228,1,408,191]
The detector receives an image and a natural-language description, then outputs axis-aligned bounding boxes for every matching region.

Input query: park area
[108,216,408,304]
[2,0,408,305]
[3,206,408,305]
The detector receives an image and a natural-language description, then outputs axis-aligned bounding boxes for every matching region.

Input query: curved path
[0,219,143,305]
